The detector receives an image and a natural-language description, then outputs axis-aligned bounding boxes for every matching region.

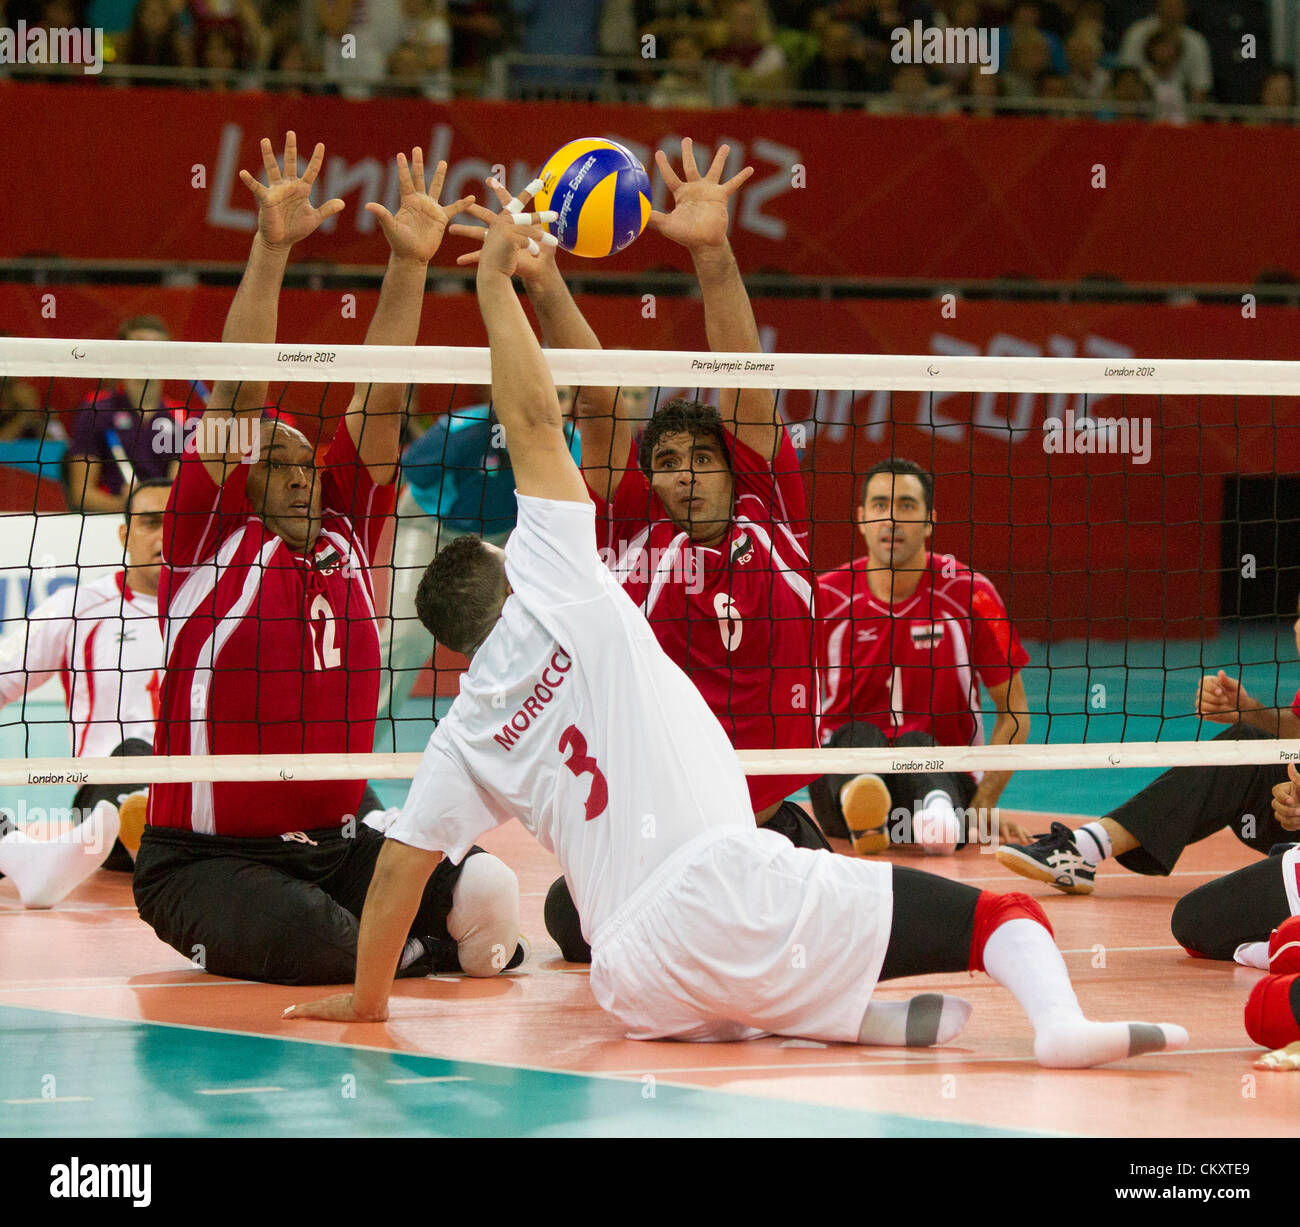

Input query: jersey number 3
[558,725,609,822]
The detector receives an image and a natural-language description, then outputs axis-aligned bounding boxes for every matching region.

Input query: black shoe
[996,822,1097,895]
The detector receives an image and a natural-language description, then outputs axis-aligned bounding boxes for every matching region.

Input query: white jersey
[390,495,755,943]
[0,571,161,758]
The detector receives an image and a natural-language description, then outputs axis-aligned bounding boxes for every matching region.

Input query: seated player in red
[134,133,523,985]
[999,602,1300,897]
[454,140,824,962]
[812,459,1032,856]
[287,198,1189,1071]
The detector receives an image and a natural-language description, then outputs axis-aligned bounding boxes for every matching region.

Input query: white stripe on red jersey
[590,431,818,812]
[817,553,1029,774]
[0,571,162,758]
[149,425,396,838]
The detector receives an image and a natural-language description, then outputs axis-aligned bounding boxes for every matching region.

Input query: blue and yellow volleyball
[533,138,652,259]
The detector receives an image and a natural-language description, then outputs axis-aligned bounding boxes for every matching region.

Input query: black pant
[1108,724,1290,876]
[809,724,978,841]
[880,866,982,979]
[1170,846,1297,960]
[133,820,479,986]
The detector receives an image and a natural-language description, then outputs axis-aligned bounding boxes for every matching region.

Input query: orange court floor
[3,811,1298,1138]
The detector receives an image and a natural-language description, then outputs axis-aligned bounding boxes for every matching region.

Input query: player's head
[638,399,733,546]
[416,535,510,657]
[120,479,171,596]
[857,459,933,572]
[246,418,321,552]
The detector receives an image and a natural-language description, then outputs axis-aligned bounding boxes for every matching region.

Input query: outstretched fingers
[259,136,281,185]
[655,148,683,192]
[302,141,326,187]
[282,130,298,181]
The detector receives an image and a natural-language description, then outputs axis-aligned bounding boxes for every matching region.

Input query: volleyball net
[1,336,1298,793]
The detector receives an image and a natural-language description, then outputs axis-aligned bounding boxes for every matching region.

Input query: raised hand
[1196,670,1251,723]
[239,132,345,251]
[449,181,557,282]
[366,150,475,265]
[649,137,753,253]
[451,176,558,284]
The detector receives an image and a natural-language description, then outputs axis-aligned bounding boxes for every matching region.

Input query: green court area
[0,1006,1041,1138]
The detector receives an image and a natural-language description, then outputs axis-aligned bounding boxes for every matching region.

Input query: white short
[589,826,895,1043]
[1284,847,1300,917]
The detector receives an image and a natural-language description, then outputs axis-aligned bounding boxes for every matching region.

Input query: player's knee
[448,854,520,977]
[969,890,1053,972]
[1170,888,1227,959]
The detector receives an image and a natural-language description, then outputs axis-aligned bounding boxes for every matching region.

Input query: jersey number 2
[558,725,609,822]
[309,594,341,670]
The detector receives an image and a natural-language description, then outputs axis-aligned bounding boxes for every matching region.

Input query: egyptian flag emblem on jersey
[314,546,342,575]
[910,621,945,649]
[730,532,755,567]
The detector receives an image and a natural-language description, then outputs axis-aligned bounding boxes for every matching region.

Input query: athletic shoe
[840,774,891,856]
[505,935,530,972]
[1269,916,1300,975]
[996,822,1096,895]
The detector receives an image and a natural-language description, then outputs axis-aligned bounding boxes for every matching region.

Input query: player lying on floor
[135,132,522,985]
[0,479,171,905]
[998,604,1300,897]
[285,200,1189,1069]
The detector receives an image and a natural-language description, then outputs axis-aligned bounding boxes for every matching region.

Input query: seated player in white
[286,200,1189,1069]
[813,460,1033,856]
[0,479,170,904]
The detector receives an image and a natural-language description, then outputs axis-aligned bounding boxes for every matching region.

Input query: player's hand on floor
[240,132,345,251]
[283,993,387,1023]
[649,137,753,253]
[1254,1040,1300,1071]
[451,176,558,285]
[365,150,474,265]
[1272,763,1300,832]
[996,816,1034,845]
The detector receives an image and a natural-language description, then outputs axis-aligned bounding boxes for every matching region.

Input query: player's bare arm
[285,839,445,1022]
[453,176,628,505]
[651,139,779,463]
[1196,669,1300,738]
[971,671,1032,843]
[457,198,589,505]
[346,150,475,486]
[205,133,345,485]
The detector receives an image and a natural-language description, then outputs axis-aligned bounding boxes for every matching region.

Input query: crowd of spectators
[0,0,1294,118]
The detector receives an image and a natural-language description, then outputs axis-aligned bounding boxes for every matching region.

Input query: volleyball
[532,138,652,258]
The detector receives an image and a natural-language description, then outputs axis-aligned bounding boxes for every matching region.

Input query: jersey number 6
[558,724,609,822]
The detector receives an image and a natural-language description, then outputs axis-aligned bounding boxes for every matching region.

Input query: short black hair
[116,314,170,341]
[859,459,934,516]
[124,478,173,519]
[415,534,508,656]
[637,398,731,477]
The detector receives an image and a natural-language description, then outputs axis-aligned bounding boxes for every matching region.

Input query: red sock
[1268,916,1300,975]
[1245,973,1300,1049]
[969,891,1053,974]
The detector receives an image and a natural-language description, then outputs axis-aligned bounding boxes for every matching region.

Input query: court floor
[3,817,1298,1138]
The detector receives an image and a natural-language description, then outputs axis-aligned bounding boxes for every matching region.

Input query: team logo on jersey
[856,627,880,644]
[115,628,136,644]
[910,621,945,648]
[313,547,342,575]
[730,532,754,567]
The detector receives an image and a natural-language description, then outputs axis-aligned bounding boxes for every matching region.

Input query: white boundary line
[5,338,1300,395]
[9,738,1300,785]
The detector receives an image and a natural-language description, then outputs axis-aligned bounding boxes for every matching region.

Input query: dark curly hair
[637,398,732,477]
[415,534,508,656]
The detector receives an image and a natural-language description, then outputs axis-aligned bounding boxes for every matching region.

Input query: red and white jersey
[0,571,161,758]
[817,553,1028,764]
[388,495,754,945]
[149,424,396,838]
[590,432,818,811]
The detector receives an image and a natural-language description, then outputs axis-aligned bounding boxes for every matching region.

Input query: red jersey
[590,432,817,811]
[817,553,1028,769]
[150,424,396,837]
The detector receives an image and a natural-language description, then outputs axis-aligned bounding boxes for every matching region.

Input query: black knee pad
[545,875,592,964]
[760,800,831,852]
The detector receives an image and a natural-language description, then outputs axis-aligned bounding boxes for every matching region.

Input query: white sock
[916,791,962,856]
[0,801,120,908]
[399,937,426,971]
[1075,822,1111,863]
[857,993,972,1047]
[981,917,1188,1068]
